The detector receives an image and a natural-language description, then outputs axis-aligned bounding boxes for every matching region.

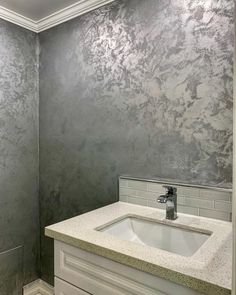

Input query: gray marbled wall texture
[39,0,234,283]
[0,19,39,293]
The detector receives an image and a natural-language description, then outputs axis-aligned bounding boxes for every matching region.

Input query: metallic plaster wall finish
[39,0,234,283]
[0,247,23,295]
[0,19,39,288]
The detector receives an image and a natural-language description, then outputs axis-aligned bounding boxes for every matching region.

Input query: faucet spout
[157,195,167,203]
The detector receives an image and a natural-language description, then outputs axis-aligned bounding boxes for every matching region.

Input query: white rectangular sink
[98,216,211,257]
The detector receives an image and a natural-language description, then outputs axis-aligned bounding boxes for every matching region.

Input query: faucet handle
[163,185,177,195]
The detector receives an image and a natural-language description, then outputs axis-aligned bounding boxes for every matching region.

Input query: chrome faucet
[157,186,177,220]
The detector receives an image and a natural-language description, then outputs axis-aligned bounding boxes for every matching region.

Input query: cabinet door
[55,241,203,295]
[55,277,90,295]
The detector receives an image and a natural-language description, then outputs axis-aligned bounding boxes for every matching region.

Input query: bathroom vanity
[45,202,232,295]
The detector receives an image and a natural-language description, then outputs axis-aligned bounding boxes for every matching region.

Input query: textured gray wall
[39,0,234,284]
[0,19,39,293]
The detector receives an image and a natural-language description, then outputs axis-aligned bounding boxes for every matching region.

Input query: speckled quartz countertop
[45,202,232,295]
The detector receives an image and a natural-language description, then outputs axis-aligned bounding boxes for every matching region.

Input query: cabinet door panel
[55,241,203,295]
[55,277,90,295]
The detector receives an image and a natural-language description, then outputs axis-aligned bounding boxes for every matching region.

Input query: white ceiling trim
[37,0,115,32]
[0,5,37,32]
[0,0,115,33]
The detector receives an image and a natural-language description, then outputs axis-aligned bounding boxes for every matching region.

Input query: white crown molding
[0,0,115,33]
[37,0,115,32]
[0,6,37,32]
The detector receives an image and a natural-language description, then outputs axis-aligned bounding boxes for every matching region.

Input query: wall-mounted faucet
[157,186,177,220]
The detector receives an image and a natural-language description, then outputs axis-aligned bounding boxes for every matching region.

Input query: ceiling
[0,0,85,21]
[0,0,114,32]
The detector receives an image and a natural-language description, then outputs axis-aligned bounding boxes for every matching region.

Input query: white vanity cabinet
[54,240,203,295]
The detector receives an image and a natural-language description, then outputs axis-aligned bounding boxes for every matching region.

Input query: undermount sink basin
[98,216,211,257]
